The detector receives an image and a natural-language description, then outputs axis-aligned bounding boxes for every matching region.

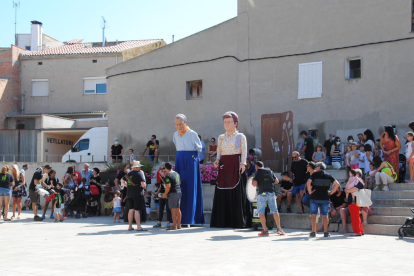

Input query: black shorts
[127,196,144,211]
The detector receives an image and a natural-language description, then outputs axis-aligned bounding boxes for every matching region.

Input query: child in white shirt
[112,191,122,223]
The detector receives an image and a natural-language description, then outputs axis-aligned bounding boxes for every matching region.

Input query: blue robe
[173,130,205,225]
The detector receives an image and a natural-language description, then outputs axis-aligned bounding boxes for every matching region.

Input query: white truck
[62,127,108,162]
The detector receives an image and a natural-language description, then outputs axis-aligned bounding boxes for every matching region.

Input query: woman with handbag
[371,156,397,191]
[11,164,26,219]
[344,170,365,236]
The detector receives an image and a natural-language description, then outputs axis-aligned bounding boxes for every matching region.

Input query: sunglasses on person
[292,156,298,159]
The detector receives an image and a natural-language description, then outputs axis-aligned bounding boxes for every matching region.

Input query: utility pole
[13,1,20,45]
[172,35,174,43]
[102,16,106,46]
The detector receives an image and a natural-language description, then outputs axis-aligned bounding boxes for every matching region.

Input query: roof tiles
[22,40,162,56]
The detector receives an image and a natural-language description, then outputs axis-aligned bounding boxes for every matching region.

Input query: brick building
[0,45,25,129]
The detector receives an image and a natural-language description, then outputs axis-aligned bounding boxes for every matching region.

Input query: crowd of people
[1,120,413,238]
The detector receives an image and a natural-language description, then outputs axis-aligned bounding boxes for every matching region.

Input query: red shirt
[74,171,81,184]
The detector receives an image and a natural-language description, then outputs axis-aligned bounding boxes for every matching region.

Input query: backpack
[90,184,99,196]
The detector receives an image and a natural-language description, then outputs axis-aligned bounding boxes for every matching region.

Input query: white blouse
[217,131,247,164]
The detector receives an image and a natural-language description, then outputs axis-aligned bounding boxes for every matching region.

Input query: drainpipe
[21,93,25,114]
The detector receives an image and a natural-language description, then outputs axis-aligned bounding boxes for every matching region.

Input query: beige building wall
[21,54,121,114]
[106,0,414,156]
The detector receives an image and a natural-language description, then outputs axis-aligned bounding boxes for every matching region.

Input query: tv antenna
[13,1,20,45]
[102,16,106,46]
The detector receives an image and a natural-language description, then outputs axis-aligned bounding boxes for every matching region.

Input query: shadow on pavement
[206,235,257,241]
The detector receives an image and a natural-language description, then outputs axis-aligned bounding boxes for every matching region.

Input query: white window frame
[31,79,49,97]
[298,61,322,99]
[345,57,362,80]
[83,76,107,95]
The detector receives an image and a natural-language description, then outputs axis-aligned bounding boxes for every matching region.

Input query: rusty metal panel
[261,111,294,173]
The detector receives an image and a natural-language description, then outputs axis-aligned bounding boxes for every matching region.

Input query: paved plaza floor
[1,211,413,276]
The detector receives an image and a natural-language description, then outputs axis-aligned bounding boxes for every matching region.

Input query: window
[298,62,322,99]
[38,62,43,65]
[16,119,35,129]
[83,77,107,94]
[92,60,97,63]
[186,80,203,100]
[72,139,90,152]
[31,79,49,96]
[25,46,31,50]
[346,58,361,79]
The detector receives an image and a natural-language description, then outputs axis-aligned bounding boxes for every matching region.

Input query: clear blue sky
[0,0,237,47]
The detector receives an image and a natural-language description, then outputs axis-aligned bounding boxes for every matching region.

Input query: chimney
[31,20,43,51]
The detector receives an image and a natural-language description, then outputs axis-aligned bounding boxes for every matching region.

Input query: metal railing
[0,154,210,164]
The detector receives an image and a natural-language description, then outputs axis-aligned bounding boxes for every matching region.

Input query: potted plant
[140,160,155,184]
[200,163,218,185]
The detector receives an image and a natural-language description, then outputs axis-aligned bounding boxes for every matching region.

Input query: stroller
[86,183,101,217]
[21,197,42,211]
[67,186,88,218]
[399,154,406,183]
[398,208,414,238]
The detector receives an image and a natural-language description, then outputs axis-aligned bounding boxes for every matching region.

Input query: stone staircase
[276,182,414,236]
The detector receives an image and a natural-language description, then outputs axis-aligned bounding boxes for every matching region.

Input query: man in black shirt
[141,135,159,163]
[323,133,335,165]
[29,165,52,221]
[290,151,309,214]
[111,138,124,163]
[252,161,285,237]
[276,171,293,213]
[300,131,314,162]
[329,188,347,217]
[162,162,182,230]
[306,162,340,237]
[124,161,147,231]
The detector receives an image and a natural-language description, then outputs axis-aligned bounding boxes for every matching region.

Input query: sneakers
[62,216,67,220]
[324,232,330,237]
[41,215,45,219]
[153,223,162,228]
[287,206,292,213]
[54,219,59,223]
[309,232,316,238]
[382,186,389,191]
[50,215,55,219]
[277,205,282,212]
[59,219,64,222]
[276,228,285,235]
[373,186,380,191]
[34,215,43,221]
[258,230,269,237]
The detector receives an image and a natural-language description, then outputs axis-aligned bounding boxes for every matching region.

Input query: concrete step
[371,190,414,199]
[372,199,414,207]
[373,207,414,216]
[367,215,407,225]
[388,183,414,191]
[277,213,401,236]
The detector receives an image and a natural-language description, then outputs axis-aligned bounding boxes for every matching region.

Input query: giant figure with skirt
[173,114,205,226]
[210,111,252,228]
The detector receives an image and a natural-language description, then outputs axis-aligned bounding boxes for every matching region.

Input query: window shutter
[32,80,49,96]
[298,61,322,99]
